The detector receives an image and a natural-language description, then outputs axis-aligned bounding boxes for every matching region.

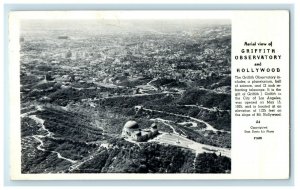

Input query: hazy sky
[21,19,230,33]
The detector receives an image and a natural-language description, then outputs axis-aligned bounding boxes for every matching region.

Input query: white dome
[151,123,157,128]
[124,120,139,129]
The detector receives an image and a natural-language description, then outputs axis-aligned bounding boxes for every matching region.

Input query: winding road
[24,106,77,164]
[182,104,229,113]
[142,107,226,132]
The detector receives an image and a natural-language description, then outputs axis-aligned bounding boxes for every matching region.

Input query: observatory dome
[124,120,139,129]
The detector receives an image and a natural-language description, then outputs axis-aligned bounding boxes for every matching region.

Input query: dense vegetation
[73,139,231,173]
[21,138,73,173]
[177,88,231,110]
[195,153,231,173]
[75,140,195,173]
[42,137,98,160]
[36,107,104,142]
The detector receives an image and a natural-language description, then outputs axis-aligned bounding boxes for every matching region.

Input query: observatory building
[122,120,158,142]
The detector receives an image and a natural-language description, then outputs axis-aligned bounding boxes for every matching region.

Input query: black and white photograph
[18,15,232,174]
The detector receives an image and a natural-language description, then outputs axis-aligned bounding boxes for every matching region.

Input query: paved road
[150,133,231,158]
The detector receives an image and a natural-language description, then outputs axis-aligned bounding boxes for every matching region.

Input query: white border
[1,0,298,189]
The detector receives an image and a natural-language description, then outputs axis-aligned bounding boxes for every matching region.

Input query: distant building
[58,36,69,39]
[122,121,158,142]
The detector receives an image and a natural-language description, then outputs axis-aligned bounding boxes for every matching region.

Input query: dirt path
[99,91,180,100]
[146,78,159,91]
[142,107,225,132]
[29,115,54,137]
[68,146,103,172]
[182,104,229,112]
[27,110,77,164]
